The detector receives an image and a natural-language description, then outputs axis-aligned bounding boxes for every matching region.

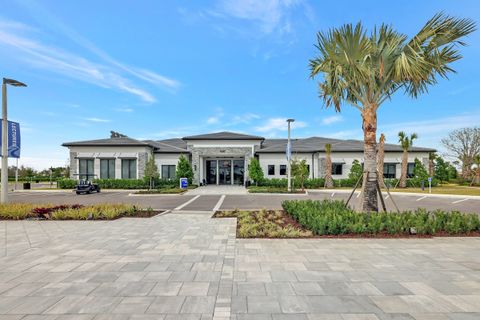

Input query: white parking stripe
[174,195,200,211]
[356,192,361,198]
[452,198,469,204]
[416,196,427,202]
[213,195,226,212]
[331,192,335,197]
[385,195,390,200]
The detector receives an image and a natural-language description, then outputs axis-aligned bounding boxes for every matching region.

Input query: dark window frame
[331,163,343,175]
[78,158,94,180]
[162,165,176,180]
[121,158,137,179]
[268,165,275,175]
[100,158,115,179]
[407,163,415,178]
[279,165,287,175]
[383,163,396,179]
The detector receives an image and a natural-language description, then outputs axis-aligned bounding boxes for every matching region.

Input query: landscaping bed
[214,200,480,238]
[214,209,312,238]
[133,186,197,194]
[0,203,162,220]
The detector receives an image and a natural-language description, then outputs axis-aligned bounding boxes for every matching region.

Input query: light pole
[286,118,295,192]
[2,78,27,203]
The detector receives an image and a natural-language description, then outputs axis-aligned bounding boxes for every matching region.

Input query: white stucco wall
[67,145,152,179]
[154,153,184,179]
[259,151,430,180]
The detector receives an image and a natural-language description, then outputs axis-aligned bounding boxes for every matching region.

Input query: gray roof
[62,137,150,147]
[257,137,436,153]
[63,133,435,153]
[182,131,264,141]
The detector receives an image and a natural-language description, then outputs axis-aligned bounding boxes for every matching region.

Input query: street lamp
[2,78,27,203]
[286,118,295,192]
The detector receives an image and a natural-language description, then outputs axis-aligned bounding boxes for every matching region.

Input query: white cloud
[114,107,134,113]
[83,117,110,123]
[217,0,303,35]
[232,113,260,124]
[255,117,307,132]
[207,116,220,124]
[321,115,343,125]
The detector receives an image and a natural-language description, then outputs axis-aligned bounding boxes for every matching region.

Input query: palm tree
[309,13,475,211]
[324,143,334,188]
[428,152,437,177]
[377,134,386,188]
[398,132,418,188]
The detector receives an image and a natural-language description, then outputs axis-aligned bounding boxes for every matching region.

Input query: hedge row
[57,178,177,189]
[282,199,480,235]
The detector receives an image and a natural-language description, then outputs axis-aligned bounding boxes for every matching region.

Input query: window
[121,159,137,179]
[162,165,176,180]
[279,165,287,175]
[383,163,396,179]
[407,163,415,178]
[332,163,343,175]
[306,165,310,175]
[78,158,94,180]
[268,165,275,175]
[100,159,115,179]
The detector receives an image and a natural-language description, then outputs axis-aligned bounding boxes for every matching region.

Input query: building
[62,131,435,185]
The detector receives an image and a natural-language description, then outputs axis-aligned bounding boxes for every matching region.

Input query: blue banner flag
[0,120,21,158]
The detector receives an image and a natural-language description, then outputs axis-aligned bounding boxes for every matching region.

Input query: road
[8,190,480,213]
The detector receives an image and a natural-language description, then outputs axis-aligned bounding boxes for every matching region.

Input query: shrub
[282,199,480,236]
[58,179,77,189]
[0,203,37,220]
[248,158,264,186]
[176,154,193,183]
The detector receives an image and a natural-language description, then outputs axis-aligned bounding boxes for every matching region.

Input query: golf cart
[74,174,101,195]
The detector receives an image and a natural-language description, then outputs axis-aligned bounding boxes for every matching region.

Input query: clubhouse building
[62,131,435,185]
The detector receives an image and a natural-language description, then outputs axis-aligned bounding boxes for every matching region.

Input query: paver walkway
[1,213,480,319]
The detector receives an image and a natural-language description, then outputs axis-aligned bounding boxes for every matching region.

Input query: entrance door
[206,160,217,185]
[218,160,232,185]
[233,160,244,185]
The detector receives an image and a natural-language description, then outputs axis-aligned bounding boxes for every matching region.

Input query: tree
[447,162,458,180]
[309,13,475,211]
[441,127,480,178]
[398,132,418,188]
[175,154,193,183]
[428,152,437,177]
[348,159,363,184]
[376,134,386,187]
[291,158,309,191]
[434,156,450,183]
[324,143,334,188]
[248,158,264,186]
[144,152,159,188]
[413,158,429,181]
[472,155,480,185]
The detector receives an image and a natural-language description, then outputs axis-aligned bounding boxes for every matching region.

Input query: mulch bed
[213,209,480,239]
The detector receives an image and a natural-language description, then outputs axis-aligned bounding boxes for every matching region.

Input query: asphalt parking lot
[8,190,480,213]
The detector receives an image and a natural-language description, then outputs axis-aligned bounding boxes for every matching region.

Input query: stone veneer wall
[69,151,78,179]
[189,146,253,185]
[137,152,148,179]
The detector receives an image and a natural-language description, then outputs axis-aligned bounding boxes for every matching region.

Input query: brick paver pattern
[1,212,479,320]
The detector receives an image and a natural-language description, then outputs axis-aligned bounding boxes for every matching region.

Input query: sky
[0,0,479,170]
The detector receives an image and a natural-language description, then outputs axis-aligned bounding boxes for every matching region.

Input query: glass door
[218,160,232,185]
[233,160,244,185]
[206,160,217,185]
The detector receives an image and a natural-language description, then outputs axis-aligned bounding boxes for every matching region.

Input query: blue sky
[1,0,479,169]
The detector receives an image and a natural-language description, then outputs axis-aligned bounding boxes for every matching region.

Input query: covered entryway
[205,158,245,185]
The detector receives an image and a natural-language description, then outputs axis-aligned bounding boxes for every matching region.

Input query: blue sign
[0,120,21,158]
[179,177,188,189]
[286,141,292,160]
[428,177,432,183]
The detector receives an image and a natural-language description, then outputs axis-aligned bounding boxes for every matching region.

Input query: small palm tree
[309,13,475,211]
[377,133,386,188]
[324,143,334,188]
[398,132,418,188]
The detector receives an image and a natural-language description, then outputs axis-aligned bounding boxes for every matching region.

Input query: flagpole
[15,158,18,191]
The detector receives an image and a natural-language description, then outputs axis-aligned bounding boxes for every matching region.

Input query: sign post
[179,177,188,189]
[428,177,432,194]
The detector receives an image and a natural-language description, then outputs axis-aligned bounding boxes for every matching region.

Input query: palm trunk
[399,150,408,188]
[376,134,385,188]
[324,153,334,188]
[361,107,378,212]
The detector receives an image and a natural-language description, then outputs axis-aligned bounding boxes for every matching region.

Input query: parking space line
[213,195,226,212]
[174,195,200,211]
[356,192,361,198]
[385,195,390,200]
[452,198,469,204]
[331,192,335,197]
[416,195,427,202]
